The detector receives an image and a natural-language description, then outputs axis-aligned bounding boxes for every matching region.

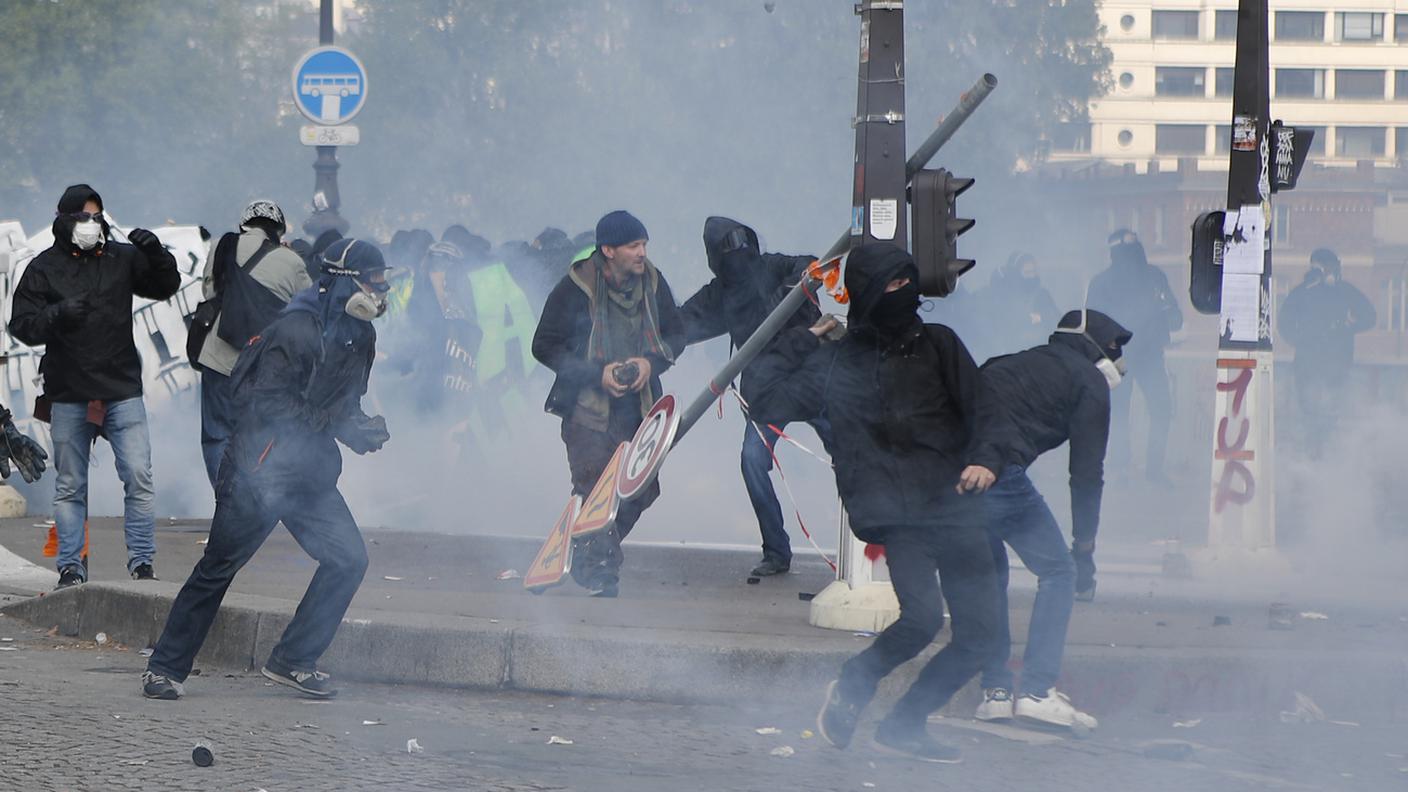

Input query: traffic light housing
[911,168,975,297]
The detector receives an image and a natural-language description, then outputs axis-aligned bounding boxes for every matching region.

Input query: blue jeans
[49,397,157,575]
[741,418,834,564]
[980,466,1076,696]
[200,370,238,489]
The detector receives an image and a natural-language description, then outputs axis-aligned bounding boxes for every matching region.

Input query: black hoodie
[9,185,180,402]
[681,217,821,353]
[742,243,1005,541]
[981,310,1132,544]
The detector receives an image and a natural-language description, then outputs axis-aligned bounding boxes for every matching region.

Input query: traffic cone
[42,521,90,561]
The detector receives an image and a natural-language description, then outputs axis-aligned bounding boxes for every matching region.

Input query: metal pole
[303,0,350,238]
[674,73,999,444]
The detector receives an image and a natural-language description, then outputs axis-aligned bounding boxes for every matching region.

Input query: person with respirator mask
[964,308,1131,734]
[742,243,1007,765]
[142,239,391,701]
[8,184,180,589]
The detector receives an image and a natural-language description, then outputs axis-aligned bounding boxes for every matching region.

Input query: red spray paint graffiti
[1213,361,1256,513]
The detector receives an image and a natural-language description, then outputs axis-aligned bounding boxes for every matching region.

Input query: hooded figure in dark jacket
[9,184,180,588]
[681,217,835,577]
[972,251,1060,361]
[743,243,1003,763]
[969,308,1131,732]
[143,238,391,702]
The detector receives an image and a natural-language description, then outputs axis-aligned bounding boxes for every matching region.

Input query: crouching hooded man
[681,217,836,577]
[142,239,391,701]
[743,243,1005,764]
[970,309,1131,732]
[531,210,686,598]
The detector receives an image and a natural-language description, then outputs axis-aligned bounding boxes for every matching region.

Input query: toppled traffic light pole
[525,4,995,594]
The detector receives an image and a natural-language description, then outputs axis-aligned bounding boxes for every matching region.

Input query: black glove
[1072,541,1096,602]
[0,419,47,483]
[126,227,163,254]
[340,414,389,455]
[49,297,91,331]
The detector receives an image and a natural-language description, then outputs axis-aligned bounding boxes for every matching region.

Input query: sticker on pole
[291,46,368,125]
[617,394,679,502]
[573,442,627,536]
[524,496,580,593]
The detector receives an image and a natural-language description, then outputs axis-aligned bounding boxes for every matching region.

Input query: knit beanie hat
[595,210,648,248]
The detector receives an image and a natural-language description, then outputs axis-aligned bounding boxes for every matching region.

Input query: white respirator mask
[71,220,103,251]
[345,284,387,322]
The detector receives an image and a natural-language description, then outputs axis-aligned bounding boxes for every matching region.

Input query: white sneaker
[1015,688,1098,730]
[974,687,1014,721]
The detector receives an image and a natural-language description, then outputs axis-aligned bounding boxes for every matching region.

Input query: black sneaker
[141,670,183,700]
[817,679,863,749]
[56,565,85,590]
[131,563,156,581]
[750,557,791,577]
[261,664,338,698]
[873,719,963,764]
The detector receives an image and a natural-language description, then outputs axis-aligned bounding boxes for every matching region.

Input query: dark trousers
[741,418,835,564]
[147,472,369,683]
[838,519,1000,730]
[1109,353,1171,478]
[200,370,238,489]
[561,417,659,588]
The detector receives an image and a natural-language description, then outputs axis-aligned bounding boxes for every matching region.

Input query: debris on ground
[1328,720,1360,727]
[746,577,760,585]
[138,647,153,657]
[755,727,781,735]
[362,720,385,726]
[95,632,108,646]
[769,746,795,758]
[0,637,13,642]
[497,569,522,581]
[195,538,208,546]
[1142,740,1194,761]
[192,745,214,767]
[1172,719,1202,728]
[547,736,574,746]
[801,730,814,739]
[1279,691,1326,724]
[1299,611,1329,621]
[406,738,424,754]
[383,576,403,581]
[0,647,17,652]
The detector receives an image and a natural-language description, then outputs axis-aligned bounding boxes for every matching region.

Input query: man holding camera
[531,210,686,597]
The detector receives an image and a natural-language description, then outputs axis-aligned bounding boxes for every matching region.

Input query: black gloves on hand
[50,297,91,330]
[1072,541,1096,602]
[340,414,389,455]
[0,418,47,483]
[126,227,163,254]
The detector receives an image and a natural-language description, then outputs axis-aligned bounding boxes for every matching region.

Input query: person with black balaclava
[1085,229,1182,483]
[970,309,1132,734]
[9,184,180,589]
[974,252,1059,360]
[681,216,835,577]
[532,210,686,598]
[1279,248,1376,456]
[743,243,1004,764]
[142,238,391,701]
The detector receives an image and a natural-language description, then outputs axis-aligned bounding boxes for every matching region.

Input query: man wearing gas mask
[9,184,180,589]
[1279,248,1376,457]
[743,243,1005,764]
[969,309,1131,733]
[142,239,391,701]
[532,210,686,598]
[681,217,835,577]
[1085,229,1182,484]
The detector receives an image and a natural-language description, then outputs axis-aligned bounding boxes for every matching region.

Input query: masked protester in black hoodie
[9,184,179,589]
[142,239,391,702]
[681,217,836,577]
[969,309,1131,732]
[743,243,1005,764]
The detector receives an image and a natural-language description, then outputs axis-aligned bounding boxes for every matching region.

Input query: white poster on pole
[1222,206,1265,274]
[1219,273,1261,343]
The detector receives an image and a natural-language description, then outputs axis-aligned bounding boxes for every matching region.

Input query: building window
[1118,129,1134,147]
[1396,14,1408,42]
[1152,10,1199,40]
[1216,10,1238,41]
[1336,70,1385,100]
[1336,126,1385,157]
[1216,124,1231,154]
[1337,12,1384,42]
[1396,71,1408,99]
[1120,14,1136,32]
[1276,11,1325,42]
[1050,122,1092,153]
[1215,68,1235,97]
[1298,126,1327,157]
[1397,128,1408,158]
[1155,124,1206,154]
[1273,204,1291,246]
[1155,67,1207,97]
[1119,72,1134,89]
[1276,69,1326,99]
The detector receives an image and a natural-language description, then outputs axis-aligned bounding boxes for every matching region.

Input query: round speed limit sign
[617,394,679,501]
